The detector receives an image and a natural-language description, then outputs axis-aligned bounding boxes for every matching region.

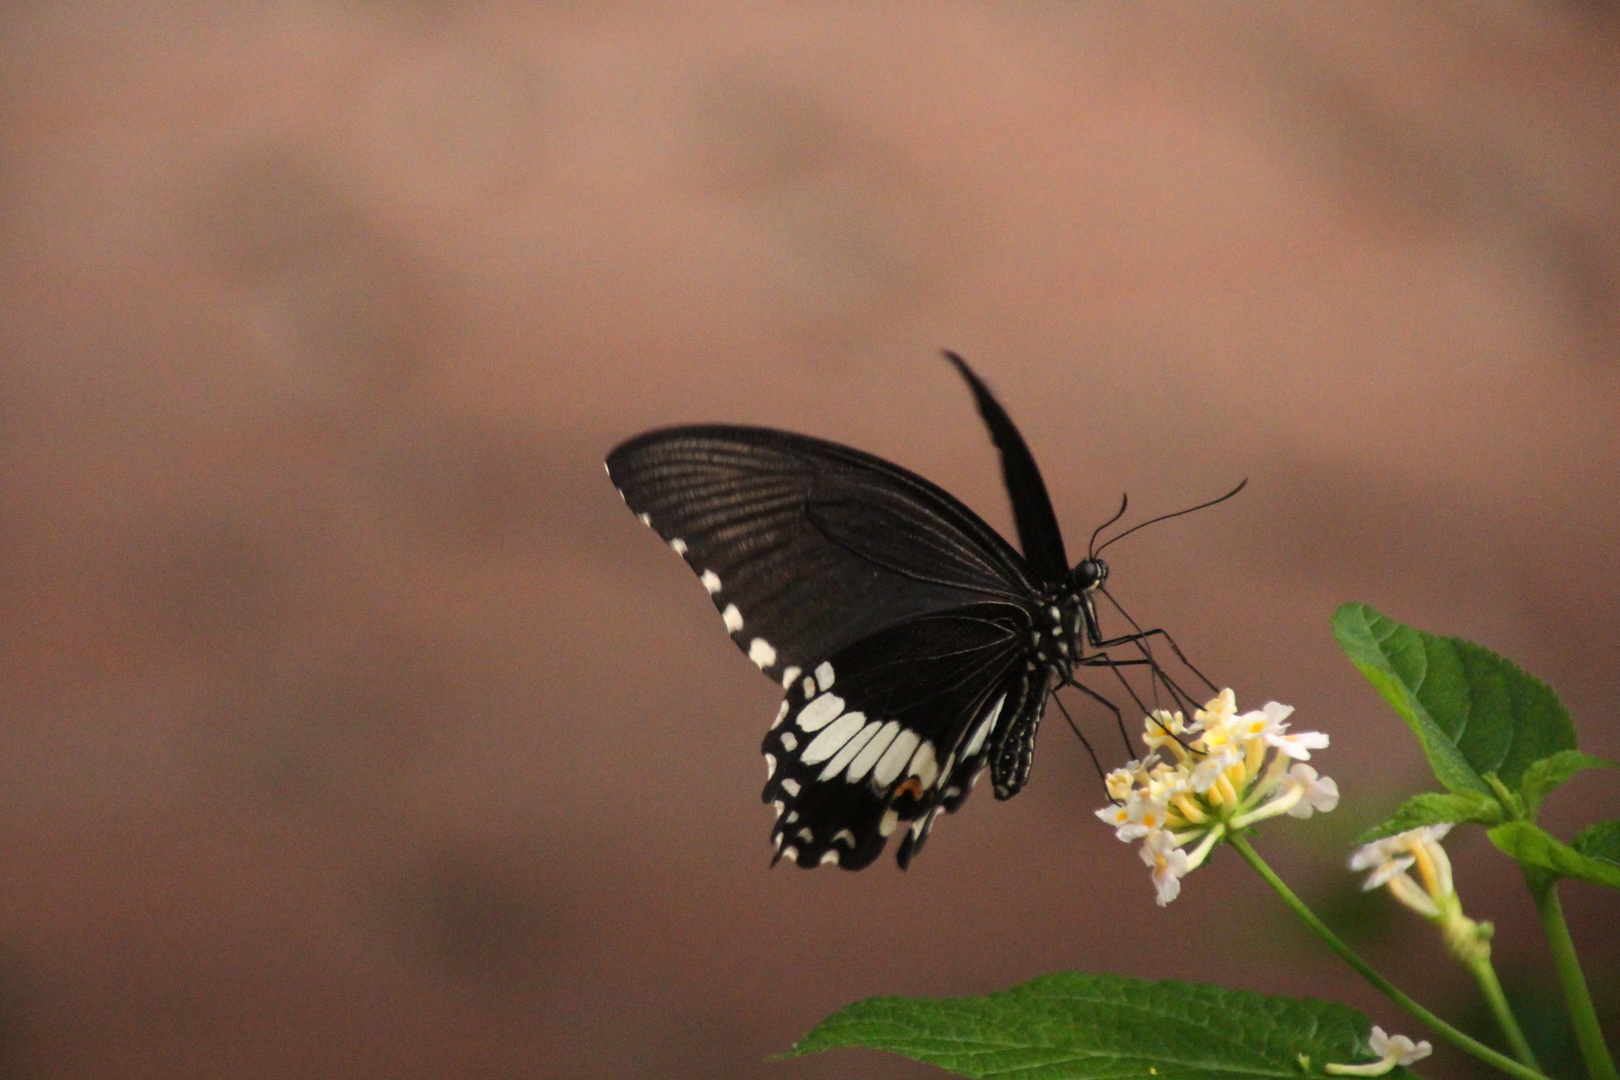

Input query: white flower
[1096,793,1174,842]
[1139,828,1189,906]
[1349,823,1487,962]
[1233,701,1294,740]
[1104,756,1159,803]
[1266,726,1329,761]
[1095,690,1336,908]
[1350,825,1451,892]
[1189,745,1240,793]
[1096,802,1132,831]
[1325,1026,1433,1076]
[1193,687,1238,732]
[1283,764,1340,818]
[1371,1026,1432,1066]
[1104,766,1136,804]
[1142,709,1193,751]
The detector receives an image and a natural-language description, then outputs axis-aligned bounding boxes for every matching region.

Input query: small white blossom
[1283,764,1340,818]
[1266,727,1330,761]
[1140,828,1189,906]
[1233,701,1293,740]
[1194,687,1238,731]
[1189,746,1240,793]
[1350,825,1451,892]
[1371,1027,1432,1066]
[1326,1026,1433,1075]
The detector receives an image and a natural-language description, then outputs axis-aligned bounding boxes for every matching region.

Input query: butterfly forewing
[606,426,1039,679]
[944,352,1069,583]
[761,603,1035,869]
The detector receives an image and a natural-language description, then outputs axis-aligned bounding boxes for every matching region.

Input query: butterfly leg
[1078,651,1201,733]
[1049,688,1113,780]
[1092,592,1220,695]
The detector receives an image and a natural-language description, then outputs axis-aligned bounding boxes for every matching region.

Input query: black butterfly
[606,353,1189,870]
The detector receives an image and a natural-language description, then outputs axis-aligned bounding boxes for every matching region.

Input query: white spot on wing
[879,809,899,837]
[772,700,790,728]
[748,638,777,669]
[801,676,816,697]
[908,740,939,790]
[846,720,900,782]
[814,661,835,690]
[780,665,801,689]
[963,694,1005,758]
[873,729,921,786]
[764,753,776,779]
[637,512,651,526]
[801,711,866,765]
[818,717,877,780]
[700,570,722,594]
[721,604,743,632]
[779,731,797,752]
[819,850,840,866]
[782,846,799,862]
[796,827,813,842]
[831,829,856,848]
[796,693,845,732]
[772,800,785,818]
[669,537,688,555]
[781,778,801,797]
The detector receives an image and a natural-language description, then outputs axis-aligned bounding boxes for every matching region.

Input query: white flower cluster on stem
[1096,689,1339,905]
[1350,823,1492,966]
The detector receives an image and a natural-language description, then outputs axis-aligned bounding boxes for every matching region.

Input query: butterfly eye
[1074,559,1107,590]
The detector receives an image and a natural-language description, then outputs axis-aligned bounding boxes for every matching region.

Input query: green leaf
[1520,751,1617,820]
[1488,822,1620,889]
[786,972,1392,1078]
[1570,819,1620,869]
[1332,604,1575,793]
[1357,790,1502,842]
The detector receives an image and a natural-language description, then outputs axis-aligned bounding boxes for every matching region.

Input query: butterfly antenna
[1088,494,1129,560]
[1094,478,1248,557]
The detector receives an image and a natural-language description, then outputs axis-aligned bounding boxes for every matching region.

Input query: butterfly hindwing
[761,602,1039,869]
[606,427,1041,681]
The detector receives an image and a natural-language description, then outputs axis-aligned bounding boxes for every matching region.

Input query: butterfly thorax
[1032,557,1108,683]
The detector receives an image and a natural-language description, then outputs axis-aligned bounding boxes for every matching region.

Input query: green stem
[1468,956,1541,1073]
[1228,834,1550,1080]
[1532,878,1617,1080]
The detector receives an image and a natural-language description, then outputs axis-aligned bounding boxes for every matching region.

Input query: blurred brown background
[0,2,1617,1077]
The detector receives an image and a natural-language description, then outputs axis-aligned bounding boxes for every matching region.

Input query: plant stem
[1531,878,1617,1080]
[1467,956,1541,1073]
[1228,834,1550,1080]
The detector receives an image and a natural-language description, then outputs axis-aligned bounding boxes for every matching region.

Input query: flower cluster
[1097,689,1339,905]
[1351,824,1491,965]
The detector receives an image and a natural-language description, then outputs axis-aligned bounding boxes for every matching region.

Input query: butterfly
[606,353,1196,870]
